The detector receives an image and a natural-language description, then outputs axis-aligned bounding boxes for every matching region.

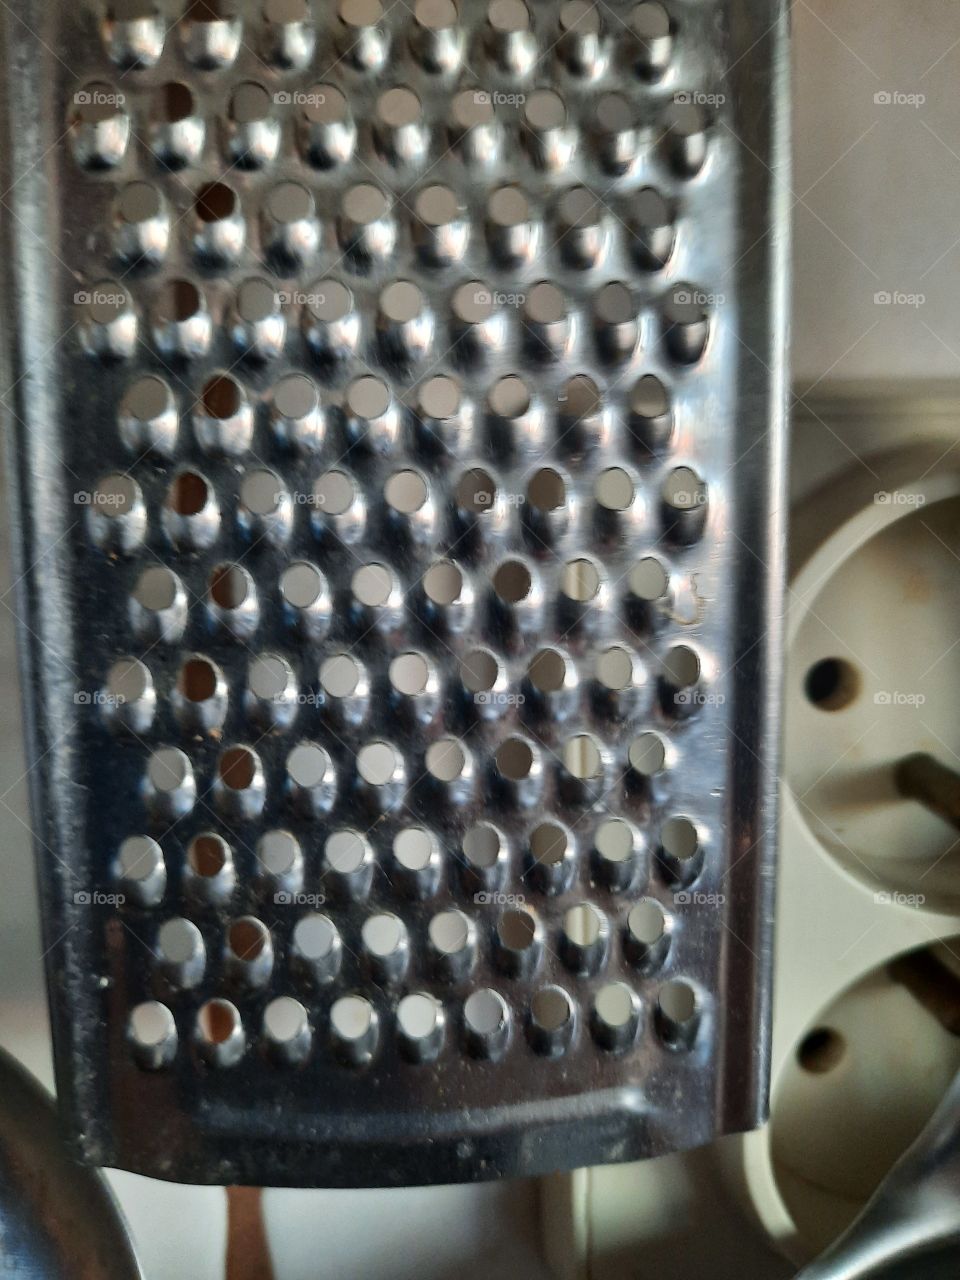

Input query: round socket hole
[797,1026,846,1075]
[220,747,256,790]
[804,657,859,712]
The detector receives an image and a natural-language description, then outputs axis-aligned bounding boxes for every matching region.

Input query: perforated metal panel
[0,0,787,1185]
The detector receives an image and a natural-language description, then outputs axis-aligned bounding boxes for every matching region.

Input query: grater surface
[0,0,787,1185]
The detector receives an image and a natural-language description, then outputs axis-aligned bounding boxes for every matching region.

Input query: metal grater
[0,0,788,1186]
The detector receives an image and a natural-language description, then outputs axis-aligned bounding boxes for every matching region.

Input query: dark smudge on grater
[0,0,788,1185]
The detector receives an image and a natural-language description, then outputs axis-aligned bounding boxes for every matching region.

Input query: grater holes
[528,985,575,1056]
[561,902,608,976]
[201,374,241,419]
[290,913,342,985]
[330,994,379,1065]
[463,989,510,1059]
[396,992,444,1063]
[115,834,165,907]
[195,999,245,1066]
[157,279,201,324]
[154,82,195,124]
[188,833,228,878]
[263,997,311,1064]
[225,916,274,988]
[561,557,601,603]
[495,907,542,977]
[156,916,205,989]
[592,981,640,1051]
[185,833,235,906]
[195,181,237,223]
[492,559,533,605]
[128,1001,177,1069]
[457,467,497,514]
[527,467,565,512]
[178,657,216,702]
[168,470,208,517]
[361,912,409,982]
[209,565,253,609]
[219,746,256,788]
[658,815,706,888]
[145,746,195,819]
[656,980,700,1049]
